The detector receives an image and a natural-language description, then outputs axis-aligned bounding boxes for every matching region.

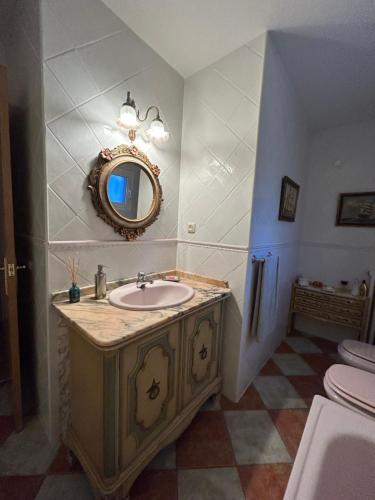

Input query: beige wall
[296,119,375,340]
[239,35,309,394]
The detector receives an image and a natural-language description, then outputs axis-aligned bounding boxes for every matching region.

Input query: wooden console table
[288,284,370,341]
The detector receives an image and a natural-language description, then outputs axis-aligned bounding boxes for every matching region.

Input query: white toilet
[338,339,375,374]
[324,364,375,418]
[284,395,375,500]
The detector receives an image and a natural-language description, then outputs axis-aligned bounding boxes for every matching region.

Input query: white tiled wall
[177,35,266,399]
[41,0,184,292]
[178,38,265,246]
[49,241,177,292]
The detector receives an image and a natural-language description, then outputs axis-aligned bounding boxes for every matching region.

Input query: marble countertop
[53,275,231,349]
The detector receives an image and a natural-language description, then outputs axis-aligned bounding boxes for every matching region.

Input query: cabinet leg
[90,489,127,500]
[363,330,367,342]
[201,393,221,411]
[212,393,221,406]
[91,488,102,500]
[287,312,294,336]
[66,448,78,467]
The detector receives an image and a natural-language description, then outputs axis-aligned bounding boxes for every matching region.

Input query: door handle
[146,378,160,400]
[0,259,28,295]
[7,263,27,277]
[199,344,208,360]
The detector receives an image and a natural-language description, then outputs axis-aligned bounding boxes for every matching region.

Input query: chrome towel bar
[252,251,272,264]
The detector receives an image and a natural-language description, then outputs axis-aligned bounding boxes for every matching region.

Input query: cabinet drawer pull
[199,344,208,360]
[147,378,160,400]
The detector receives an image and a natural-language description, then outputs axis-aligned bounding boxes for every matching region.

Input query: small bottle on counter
[95,264,107,299]
[359,280,368,297]
[69,282,80,303]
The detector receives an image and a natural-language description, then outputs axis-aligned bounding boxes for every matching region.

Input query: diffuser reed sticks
[65,256,80,303]
[65,255,79,284]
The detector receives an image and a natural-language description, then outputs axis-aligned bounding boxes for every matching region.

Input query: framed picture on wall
[278,176,300,222]
[336,192,375,227]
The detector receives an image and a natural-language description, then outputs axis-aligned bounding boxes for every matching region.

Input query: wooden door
[0,65,23,431]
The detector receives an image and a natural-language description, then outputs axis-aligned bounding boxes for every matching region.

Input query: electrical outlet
[188,222,196,234]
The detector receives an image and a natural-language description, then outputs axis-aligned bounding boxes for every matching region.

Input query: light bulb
[118,104,140,129]
[146,118,169,143]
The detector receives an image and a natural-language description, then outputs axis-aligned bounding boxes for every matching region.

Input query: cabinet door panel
[135,344,169,429]
[191,317,214,383]
[183,303,221,406]
[120,323,179,467]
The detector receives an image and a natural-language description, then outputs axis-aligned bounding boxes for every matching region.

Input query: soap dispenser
[95,265,107,299]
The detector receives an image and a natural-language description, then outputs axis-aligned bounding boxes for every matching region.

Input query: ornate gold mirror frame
[88,145,162,240]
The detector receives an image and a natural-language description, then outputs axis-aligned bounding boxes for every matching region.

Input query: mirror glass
[107,162,154,220]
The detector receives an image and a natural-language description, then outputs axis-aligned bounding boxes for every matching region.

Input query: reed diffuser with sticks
[65,256,80,303]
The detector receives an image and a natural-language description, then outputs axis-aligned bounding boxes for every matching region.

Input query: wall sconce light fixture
[117,91,169,144]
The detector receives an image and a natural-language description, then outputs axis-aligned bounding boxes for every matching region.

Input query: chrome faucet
[136,271,154,289]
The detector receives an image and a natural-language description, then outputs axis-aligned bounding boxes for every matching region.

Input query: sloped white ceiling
[102,0,374,77]
[102,0,375,129]
[272,28,375,130]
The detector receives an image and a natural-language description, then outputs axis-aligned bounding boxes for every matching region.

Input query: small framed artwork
[336,192,375,227]
[278,176,300,222]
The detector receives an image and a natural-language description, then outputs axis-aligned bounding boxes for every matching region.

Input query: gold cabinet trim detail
[187,310,218,394]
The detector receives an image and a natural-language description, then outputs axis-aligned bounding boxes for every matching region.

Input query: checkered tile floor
[0,334,338,500]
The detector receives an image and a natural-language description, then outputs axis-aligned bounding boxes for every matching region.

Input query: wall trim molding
[48,239,178,251]
[48,238,370,254]
[249,241,299,252]
[48,238,250,253]
[177,239,249,252]
[300,240,375,252]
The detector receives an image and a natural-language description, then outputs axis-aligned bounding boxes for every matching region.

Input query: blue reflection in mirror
[108,174,127,203]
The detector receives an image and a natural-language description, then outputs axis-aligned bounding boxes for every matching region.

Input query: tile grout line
[44,29,125,63]
[45,65,155,127]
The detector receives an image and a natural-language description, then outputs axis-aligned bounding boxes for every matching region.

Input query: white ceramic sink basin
[109,280,195,311]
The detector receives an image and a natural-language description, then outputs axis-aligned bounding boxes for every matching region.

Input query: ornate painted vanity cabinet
[54,277,230,499]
